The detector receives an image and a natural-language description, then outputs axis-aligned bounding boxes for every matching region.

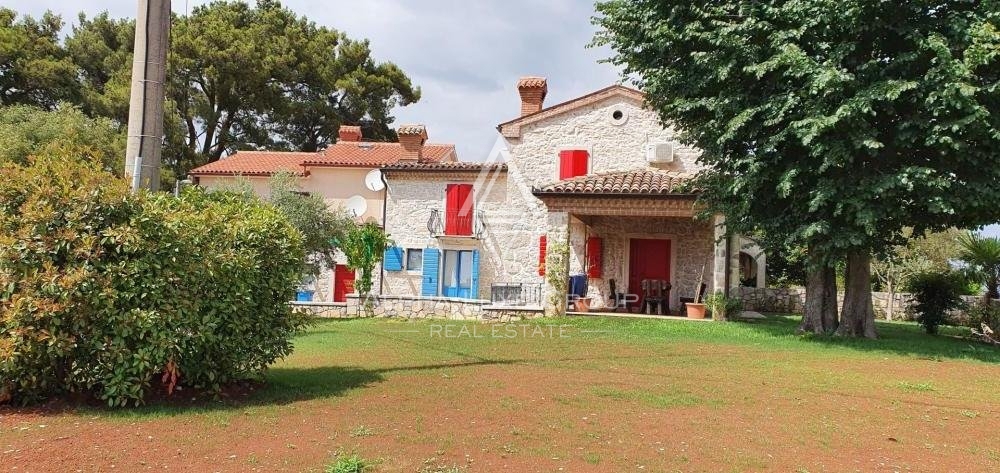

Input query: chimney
[517,76,547,116]
[397,124,427,161]
[338,125,362,142]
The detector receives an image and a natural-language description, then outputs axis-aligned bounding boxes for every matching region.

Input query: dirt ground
[2,318,999,472]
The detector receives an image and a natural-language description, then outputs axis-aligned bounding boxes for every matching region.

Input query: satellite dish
[345,195,368,217]
[364,169,385,192]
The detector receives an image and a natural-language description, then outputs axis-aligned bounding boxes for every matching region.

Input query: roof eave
[497,84,645,136]
[531,190,700,198]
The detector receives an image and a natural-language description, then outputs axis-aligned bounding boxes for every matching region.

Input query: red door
[628,239,671,311]
[334,265,355,302]
[445,184,473,236]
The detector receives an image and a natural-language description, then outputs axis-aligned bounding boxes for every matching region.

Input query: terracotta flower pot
[686,303,707,319]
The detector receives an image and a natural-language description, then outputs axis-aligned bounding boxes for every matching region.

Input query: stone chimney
[397,124,427,161]
[338,125,362,142]
[517,76,547,116]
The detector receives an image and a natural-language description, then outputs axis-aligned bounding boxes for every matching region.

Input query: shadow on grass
[735,315,1000,363]
[53,357,525,419]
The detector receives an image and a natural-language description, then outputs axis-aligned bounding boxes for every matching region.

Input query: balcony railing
[490,282,542,307]
[428,209,486,238]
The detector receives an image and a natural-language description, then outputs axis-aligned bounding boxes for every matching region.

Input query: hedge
[0,155,306,406]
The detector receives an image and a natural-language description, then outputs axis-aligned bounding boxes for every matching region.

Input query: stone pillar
[568,215,587,275]
[728,234,741,294]
[711,214,728,296]
[543,212,570,316]
[755,251,767,288]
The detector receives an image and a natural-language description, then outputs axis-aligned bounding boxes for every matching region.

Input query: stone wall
[575,215,714,311]
[738,287,990,320]
[291,295,544,321]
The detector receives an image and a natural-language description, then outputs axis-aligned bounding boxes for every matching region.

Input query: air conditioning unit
[645,142,674,164]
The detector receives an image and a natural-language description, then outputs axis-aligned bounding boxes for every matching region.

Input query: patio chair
[641,279,662,315]
[608,279,625,312]
[657,280,672,314]
[679,283,708,315]
[642,279,672,315]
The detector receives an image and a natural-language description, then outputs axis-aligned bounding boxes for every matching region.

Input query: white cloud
[9,0,622,161]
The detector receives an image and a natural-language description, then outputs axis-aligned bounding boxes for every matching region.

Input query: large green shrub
[0,155,305,406]
[905,271,967,335]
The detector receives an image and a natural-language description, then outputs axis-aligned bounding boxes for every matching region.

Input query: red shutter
[586,237,602,278]
[538,235,547,276]
[445,184,473,236]
[559,150,589,180]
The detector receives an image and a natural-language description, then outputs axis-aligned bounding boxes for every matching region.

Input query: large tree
[168,0,420,170]
[5,1,420,180]
[0,8,78,108]
[595,0,1000,338]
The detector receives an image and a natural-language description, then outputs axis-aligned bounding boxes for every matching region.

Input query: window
[406,248,423,271]
[444,183,474,236]
[559,150,589,180]
[441,249,475,298]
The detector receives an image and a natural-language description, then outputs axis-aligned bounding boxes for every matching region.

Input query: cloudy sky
[9,0,999,236]
[11,0,620,161]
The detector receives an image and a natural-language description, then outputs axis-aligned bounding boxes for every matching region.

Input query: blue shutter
[383,246,403,271]
[470,249,481,300]
[421,248,440,297]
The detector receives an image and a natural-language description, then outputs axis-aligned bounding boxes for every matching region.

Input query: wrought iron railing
[428,209,486,238]
[490,282,543,307]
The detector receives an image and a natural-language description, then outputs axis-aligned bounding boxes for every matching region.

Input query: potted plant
[686,262,708,319]
[704,291,742,321]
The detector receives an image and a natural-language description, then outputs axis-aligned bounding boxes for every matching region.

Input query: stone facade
[378,82,758,315]
[380,170,516,299]
[570,215,715,311]
[291,295,543,321]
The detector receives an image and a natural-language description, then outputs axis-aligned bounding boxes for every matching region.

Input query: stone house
[188,125,458,303]
[380,77,766,315]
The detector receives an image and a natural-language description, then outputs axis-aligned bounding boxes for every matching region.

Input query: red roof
[533,170,695,196]
[381,161,507,172]
[303,142,455,167]
[187,151,312,176]
[189,142,457,176]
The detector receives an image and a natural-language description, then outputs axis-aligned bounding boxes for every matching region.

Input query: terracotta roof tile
[189,142,457,176]
[303,142,455,167]
[381,161,507,172]
[533,170,695,196]
[187,151,311,176]
[396,124,428,136]
[517,76,547,89]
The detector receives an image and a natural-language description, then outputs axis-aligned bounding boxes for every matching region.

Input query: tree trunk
[987,275,999,300]
[821,264,838,332]
[836,250,878,339]
[799,245,838,334]
[885,279,895,321]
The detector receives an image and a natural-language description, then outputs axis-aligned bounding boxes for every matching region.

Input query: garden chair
[679,283,707,315]
[608,279,625,312]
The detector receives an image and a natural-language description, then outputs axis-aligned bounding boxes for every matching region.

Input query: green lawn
[3,315,999,472]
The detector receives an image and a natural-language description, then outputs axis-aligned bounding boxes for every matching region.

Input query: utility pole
[124,0,170,192]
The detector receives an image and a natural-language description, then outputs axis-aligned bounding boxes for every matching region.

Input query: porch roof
[531,170,697,197]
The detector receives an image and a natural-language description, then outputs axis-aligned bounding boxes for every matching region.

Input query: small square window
[406,248,423,271]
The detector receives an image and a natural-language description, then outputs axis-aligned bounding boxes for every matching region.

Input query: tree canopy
[0,1,420,181]
[0,104,125,172]
[595,0,1000,337]
[0,8,78,108]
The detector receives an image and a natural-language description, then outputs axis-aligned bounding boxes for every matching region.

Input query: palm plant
[958,233,1000,299]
